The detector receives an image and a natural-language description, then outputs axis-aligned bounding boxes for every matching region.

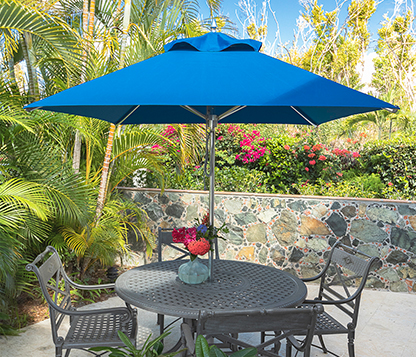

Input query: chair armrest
[69,280,115,290]
[303,295,357,305]
[56,303,134,318]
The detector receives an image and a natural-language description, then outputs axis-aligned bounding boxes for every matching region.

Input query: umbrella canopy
[25,32,398,281]
[25,32,398,125]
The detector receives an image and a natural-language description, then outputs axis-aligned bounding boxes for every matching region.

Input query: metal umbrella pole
[207,110,217,282]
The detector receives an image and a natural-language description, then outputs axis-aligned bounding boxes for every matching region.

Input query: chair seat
[315,311,348,334]
[64,310,136,349]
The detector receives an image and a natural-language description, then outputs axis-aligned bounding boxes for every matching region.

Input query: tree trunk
[73,131,82,173]
[20,33,39,98]
[95,0,131,221]
[95,123,115,220]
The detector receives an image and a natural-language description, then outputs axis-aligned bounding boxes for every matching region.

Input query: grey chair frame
[180,305,323,357]
[26,246,137,357]
[287,242,379,357]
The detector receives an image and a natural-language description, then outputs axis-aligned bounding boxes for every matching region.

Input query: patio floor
[1,285,415,357]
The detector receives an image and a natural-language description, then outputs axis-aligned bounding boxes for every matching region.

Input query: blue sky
[200,1,402,51]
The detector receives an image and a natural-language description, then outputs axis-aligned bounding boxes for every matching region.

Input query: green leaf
[195,335,211,357]
[230,348,258,357]
[208,345,227,357]
[117,330,136,351]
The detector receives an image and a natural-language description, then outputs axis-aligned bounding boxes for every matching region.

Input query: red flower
[309,160,316,165]
[308,153,315,158]
[388,182,393,186]
[202,213,210,226]
[336,172,343,177]
[187,238,211,256]
[318,155,326,161]
[304,145,310,151]
[352,152,360,158]
[305,167,309,172]
[284,145,290,150]
[172,227,187,243]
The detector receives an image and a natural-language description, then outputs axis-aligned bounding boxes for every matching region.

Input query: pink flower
[388,182,393,186]
[172,227,187,243]
[309,160,316,165]
[308,153,315,158]
[305,167,309,172]
[336,172,343,177]
[318,155,326,161]
[284,145,290,150]
[217,136,223,140]
[304,145,310,151]
[352,152,360,158]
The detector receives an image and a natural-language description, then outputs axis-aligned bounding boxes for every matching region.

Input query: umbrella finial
[211,18,217,32]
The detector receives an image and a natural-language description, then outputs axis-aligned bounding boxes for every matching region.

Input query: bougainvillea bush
[141,124,415,200]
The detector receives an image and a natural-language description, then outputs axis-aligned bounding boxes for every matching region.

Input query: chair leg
[285,338,292,357]
[159,314,165,335]
[347,331,355,357]
[318,335,329,354]
[64,349,71,357]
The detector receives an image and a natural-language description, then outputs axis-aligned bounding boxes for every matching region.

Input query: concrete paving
[1,285,415,357]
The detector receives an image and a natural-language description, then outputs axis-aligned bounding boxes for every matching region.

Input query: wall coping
[117,187,416,205]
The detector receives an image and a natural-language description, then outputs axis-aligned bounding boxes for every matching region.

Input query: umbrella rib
[218,106,247,120]
[117,105,141,125]
[290,106,317,127]
[181,105,207,119]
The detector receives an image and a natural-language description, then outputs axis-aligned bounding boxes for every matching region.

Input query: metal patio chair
[286,241,379,357]
[180,305,323,357]
[26,246,137,357]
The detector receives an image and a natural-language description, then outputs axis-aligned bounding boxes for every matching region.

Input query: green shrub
[359,138,416,199]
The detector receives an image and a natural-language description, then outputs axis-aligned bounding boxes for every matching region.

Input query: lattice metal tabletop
[116,260,307,319]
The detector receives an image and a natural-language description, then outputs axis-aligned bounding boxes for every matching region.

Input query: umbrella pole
[207,113,218,282]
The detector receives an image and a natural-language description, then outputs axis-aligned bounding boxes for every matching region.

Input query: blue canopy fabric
[25,32,398,125]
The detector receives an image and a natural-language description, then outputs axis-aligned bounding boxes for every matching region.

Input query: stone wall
[120,187,416,293]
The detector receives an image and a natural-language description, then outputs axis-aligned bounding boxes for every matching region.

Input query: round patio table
[115,259,307,319]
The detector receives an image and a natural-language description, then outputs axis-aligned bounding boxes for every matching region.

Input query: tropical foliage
[0,0,415,334]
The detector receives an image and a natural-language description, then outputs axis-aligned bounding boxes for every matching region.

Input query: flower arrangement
[172,213,229,261]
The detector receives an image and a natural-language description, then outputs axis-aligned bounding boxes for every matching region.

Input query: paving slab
[1,286,415,357]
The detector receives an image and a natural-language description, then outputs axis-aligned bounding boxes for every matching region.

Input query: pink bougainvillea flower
[309,160,316,165]
[336,172,343,177]
[187,238,211,256]
[352,152,360,158]
[172,227,187,243]
[308,153,315,158]
[217,136,223,140]
[304,145,310,151]
[305,167,309,172]
[388,182,393,186]
[194,165,201,170]
[318,155,326,161]
[284,145,290,150]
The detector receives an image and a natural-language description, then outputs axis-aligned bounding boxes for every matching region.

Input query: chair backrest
[26,246,74,344]
[317,242,379,324]
[197,305,323,353]
[157,227,189,262]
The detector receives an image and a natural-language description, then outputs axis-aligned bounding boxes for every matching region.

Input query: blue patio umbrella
[25,31,398,278]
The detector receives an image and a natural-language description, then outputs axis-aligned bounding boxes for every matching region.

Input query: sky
[200,0,405,52]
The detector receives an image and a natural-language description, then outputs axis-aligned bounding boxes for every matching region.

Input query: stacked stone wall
[121,187,416,293]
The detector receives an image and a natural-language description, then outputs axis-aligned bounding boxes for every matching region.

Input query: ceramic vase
[178,257,209,284]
